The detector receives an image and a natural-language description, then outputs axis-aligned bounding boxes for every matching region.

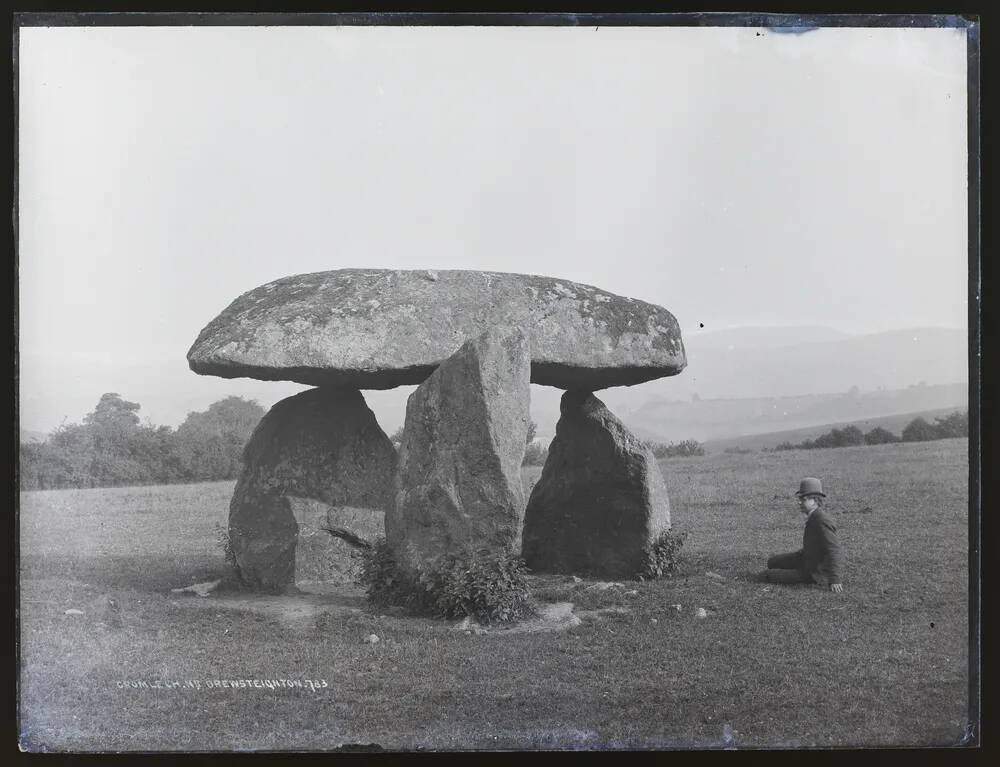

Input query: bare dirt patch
[169,583,368,629]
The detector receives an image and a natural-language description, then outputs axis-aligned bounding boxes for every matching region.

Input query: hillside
[702,406,968,453]
[619,382,967,445]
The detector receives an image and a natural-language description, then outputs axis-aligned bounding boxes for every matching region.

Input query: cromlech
[187,269,687,593]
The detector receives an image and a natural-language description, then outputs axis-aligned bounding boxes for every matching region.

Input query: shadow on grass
[21,552,231,595]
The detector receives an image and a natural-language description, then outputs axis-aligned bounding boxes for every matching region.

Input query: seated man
[764,477,844,593]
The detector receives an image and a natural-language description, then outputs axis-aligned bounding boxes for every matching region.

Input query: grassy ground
[18,439,971,751]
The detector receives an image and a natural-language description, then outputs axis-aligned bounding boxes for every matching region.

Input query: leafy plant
[214,522,238,572]
[357,540,535,624]
[637,528,687,580]
[357,538,412,608]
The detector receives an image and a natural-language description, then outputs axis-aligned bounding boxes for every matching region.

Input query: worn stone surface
[288,498,385,588]
[521,390,671,579]
[188,269,686,390]
[228,388,397,592]
[386,326,530,576]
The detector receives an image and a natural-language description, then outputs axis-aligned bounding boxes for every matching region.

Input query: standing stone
[521,390,671,579]
[386,326,531,577]
[228,387,397,592]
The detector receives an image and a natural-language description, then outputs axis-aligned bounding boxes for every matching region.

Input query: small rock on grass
[170,579,222,598]
[695,607,708,619]
[454,615,486,633]
[64,609,84,616]
[705,571,725,580]
[364,634,380,644]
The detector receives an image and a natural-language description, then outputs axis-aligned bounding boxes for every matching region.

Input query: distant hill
[629,326,967,401]
[702,406,968,453]
[623,382,967,445]
[684,325,851,350]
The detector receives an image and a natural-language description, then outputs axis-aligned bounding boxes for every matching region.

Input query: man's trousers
[764,551,813,584]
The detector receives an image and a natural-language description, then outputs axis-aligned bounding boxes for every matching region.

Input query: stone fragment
[228,388,397,593]
[170,579,222,597]
[521,390,671,579]
[188,269,686,390]
[386,326,530,576]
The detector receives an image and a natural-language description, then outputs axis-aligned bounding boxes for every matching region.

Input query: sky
[17,23,970,433]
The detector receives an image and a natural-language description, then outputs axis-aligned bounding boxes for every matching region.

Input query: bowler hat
[795,477,826,497]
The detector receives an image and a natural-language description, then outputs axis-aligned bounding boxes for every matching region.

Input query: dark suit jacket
[802,508,844,585]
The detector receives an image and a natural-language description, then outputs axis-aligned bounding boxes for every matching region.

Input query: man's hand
[830,583,843,594]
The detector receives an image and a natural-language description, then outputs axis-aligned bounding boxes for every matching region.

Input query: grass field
[18,439,972,751]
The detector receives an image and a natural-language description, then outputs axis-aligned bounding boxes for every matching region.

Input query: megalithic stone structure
[228,387,397,592]
[187,269,686,390]
[521,390,671,580]
[188,269,688,592]
[386,326,531,578]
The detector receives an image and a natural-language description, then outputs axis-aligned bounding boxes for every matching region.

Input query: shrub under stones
[358,539,535,624]
[637,528,687,580]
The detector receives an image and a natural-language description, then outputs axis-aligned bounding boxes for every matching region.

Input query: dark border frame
[9,10,984,756]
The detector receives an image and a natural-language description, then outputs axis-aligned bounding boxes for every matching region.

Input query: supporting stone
[386,326,531,577]
[228,387,397,592]
[521,390,671,579]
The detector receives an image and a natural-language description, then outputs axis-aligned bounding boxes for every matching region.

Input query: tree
[175,396,265,481]
[901,417,939,442]
[84,392,142,429]
[933,411,968,438]
[833,426,865,447]
[864,427,900,445]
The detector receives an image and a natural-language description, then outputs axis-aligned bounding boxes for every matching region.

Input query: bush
[833,425,865,446]
[775,442,795,451]
[426,550,535,623]
[637,529,687,580]
[933,411,968,438]
[902,416,940,442]
[807,425,864,449]
[864,427,900,445]
[20,393,264,490]
[357,538,408,607]
[357,539,535,624]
